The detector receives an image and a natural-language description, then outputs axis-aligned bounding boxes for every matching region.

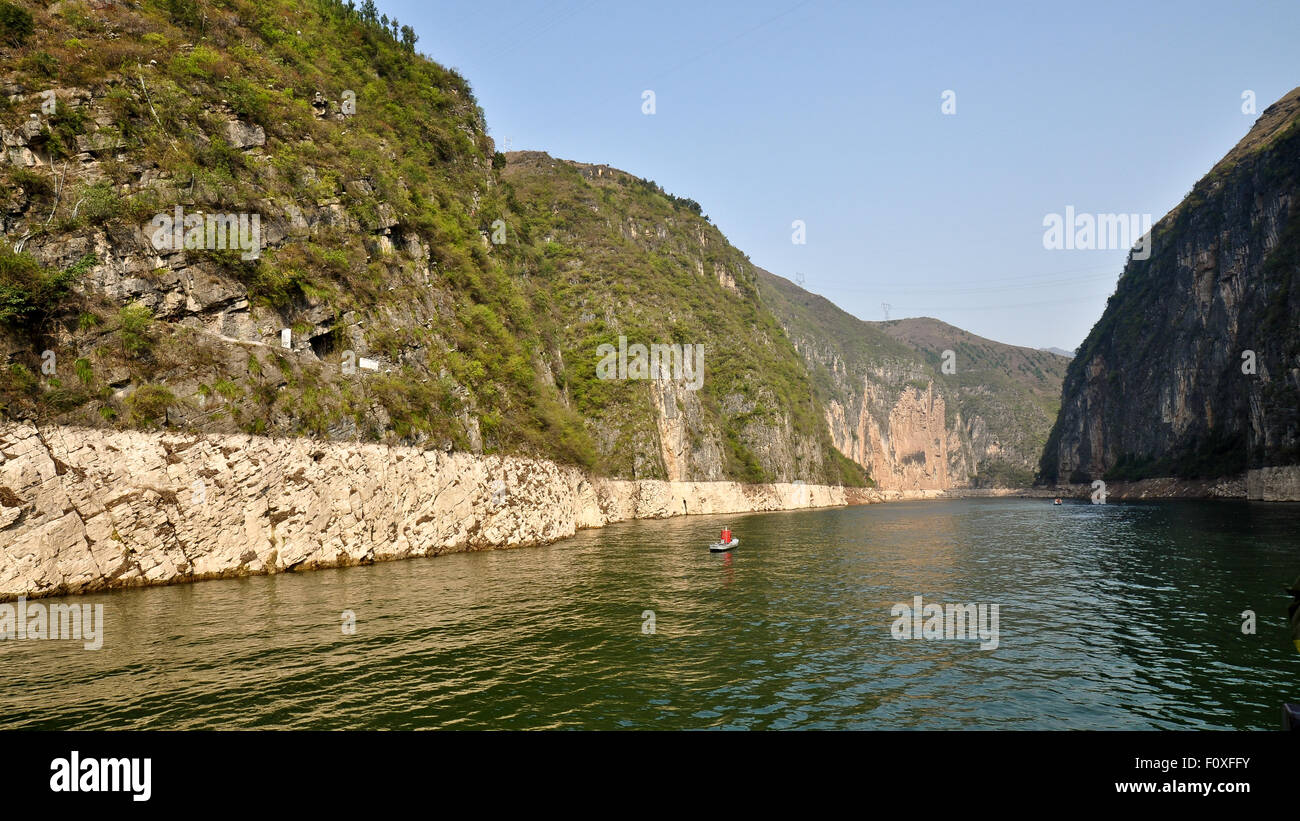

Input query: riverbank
[1,422,948,602]
[947,476,1245,500]
[949,470,1300,501]
[7,421,1294,602]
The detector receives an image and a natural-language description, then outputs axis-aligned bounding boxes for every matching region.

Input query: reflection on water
[3,499,1298,729]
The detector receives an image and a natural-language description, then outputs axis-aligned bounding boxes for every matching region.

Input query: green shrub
[118,302,154,356]
[126,384,175,425]
[19,50,58,78]
[74,358,94,386]
[0,246,95,328]
[11,168,53,200]
[0,1,33,47]
[164,0,204,31]
[78,181,122,225]
[214,378,241,401]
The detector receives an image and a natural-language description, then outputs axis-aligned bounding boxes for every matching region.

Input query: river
[3,498,1298,729]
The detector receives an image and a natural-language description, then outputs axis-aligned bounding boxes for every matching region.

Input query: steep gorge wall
[4,4,853,495]
[0,421,881,601]
[824,377,973,490]
[754,271,1063,491]
[500,153,845,485]
[1043,88,1300,484]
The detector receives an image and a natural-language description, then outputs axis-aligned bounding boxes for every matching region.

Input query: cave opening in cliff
[308,327,343,359]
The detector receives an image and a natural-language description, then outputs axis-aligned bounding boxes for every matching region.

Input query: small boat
[1053,498,1063,505]
[709,538,739,552]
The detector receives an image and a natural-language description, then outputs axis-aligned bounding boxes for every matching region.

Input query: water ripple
[2,498,1298,729]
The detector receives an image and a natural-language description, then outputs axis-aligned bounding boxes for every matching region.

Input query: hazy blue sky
[381,0,1299,350]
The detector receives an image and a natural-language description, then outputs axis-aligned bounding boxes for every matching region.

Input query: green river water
[3,498,1298,729]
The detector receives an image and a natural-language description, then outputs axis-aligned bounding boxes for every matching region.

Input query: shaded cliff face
[1041,87,1300,483]
[757,270,1068,490]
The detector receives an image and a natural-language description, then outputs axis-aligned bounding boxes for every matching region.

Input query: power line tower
[881,302,891,321]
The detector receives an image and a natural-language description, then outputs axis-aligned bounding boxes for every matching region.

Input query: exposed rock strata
[754,270,1067,492]
[1245,466,1300,501]
[1,422,899,601]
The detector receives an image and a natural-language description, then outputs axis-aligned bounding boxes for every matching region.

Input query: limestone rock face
[0,422,882,601]
[224,120,266,149]
[1042,87,1300,484]
[825,381,970,491]
[649,378,725,482]
[758,269,1064,492]
[1246,466,1300,501]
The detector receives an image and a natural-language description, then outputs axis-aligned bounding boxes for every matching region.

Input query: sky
[379,0,1300,350]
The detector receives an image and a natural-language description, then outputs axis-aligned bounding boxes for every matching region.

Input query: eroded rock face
[825,381,971,491]
[0,422,879,601]
[223,120,266,149]
[1246,466,1300,501]
[1,84,478,452]
[753,270,1066,492]
[649,379,726,481]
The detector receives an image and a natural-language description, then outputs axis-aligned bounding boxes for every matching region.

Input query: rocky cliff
[1040,87,1300,484]
[0,419,896,601]
[1,0,549,460]
[756,269,1068,490]
[495,152,865,485]
[0,0,871,489]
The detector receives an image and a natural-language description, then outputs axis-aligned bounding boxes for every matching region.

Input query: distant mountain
[1041,87,1300,483]
[756,272,1069,489]
[1041,347,1075,359]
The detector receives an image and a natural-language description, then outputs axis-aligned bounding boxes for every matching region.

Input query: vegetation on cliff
[0,0,867,485]
[498,153,865,483]
[756,268,1067,486]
